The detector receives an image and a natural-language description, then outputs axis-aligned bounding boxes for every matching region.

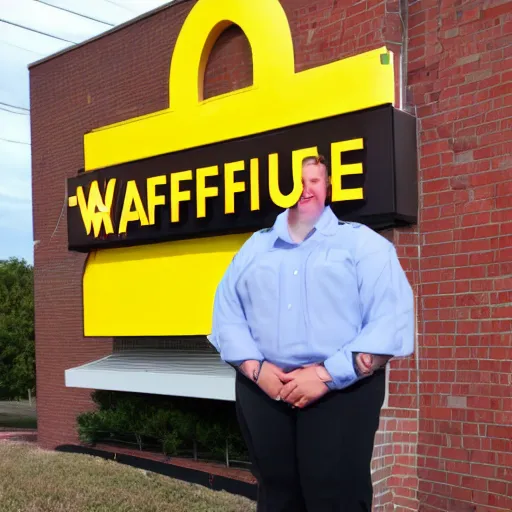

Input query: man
[209,155,414,511]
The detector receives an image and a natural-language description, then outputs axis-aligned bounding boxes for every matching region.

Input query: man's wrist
[315,363,333,384]
[352,352,364,377]
[253,360,264,382]
[239,360,264,382]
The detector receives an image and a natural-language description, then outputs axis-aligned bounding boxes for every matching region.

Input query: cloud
[0,224,33,262]
[0,0,172,264]
[0,110,31,144]
[0,137,32,256]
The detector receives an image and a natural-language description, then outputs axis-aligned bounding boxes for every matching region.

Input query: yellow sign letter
[118,180,150,234]
[250,158,260,211]
[331,139,364,202]
[224,160,245,214]
[147,175,167,225]
[268,147,318,208]
[196,166,219,218]
[170,170,192,222]
[76,179,117,237]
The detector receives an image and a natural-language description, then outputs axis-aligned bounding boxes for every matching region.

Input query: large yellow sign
[79,0,396,337]
[68,137,368,248]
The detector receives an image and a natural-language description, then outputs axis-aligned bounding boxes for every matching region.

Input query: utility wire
[0,19,77,44]
[0,40,45,56]
[34,0,115,27]
[0,106,29,116]
[0,137,31,146]
[103,0,137,13]
[0,102,29,112]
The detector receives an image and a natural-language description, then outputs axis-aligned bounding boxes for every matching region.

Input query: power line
[0,40,45,56]
[0,137,31,146]
[103,0,137,13]
[0,19,77,44]
[0,102,29,112]
[34,0,115,27]
[0,106,29,116]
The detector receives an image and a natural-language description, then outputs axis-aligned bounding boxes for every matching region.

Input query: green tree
[0,258,35,399]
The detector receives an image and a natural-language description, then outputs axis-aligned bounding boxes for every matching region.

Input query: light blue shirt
[209,206,414,390]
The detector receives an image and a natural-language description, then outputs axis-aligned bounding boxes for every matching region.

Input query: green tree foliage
[0,258,35,399]
[78,391,249,462]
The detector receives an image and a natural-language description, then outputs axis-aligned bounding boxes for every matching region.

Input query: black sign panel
[67,105,417,251]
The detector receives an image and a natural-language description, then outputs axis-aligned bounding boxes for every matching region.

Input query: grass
[0,442,256,512]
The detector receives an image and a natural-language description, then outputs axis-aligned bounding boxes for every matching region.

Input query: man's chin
[296,203,323,217]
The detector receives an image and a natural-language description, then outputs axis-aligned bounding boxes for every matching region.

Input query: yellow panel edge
[84,47,394,171]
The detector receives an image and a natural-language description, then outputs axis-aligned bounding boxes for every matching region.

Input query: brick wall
[29,0,511,510]
[408,0,512,510]
[30,0,194,451]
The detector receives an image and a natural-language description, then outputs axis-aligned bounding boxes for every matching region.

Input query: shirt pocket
[326,248,352,264]
[238,256,279,325]
[306,247,358,324]
[308,247,354,278]
[327,249,356,291]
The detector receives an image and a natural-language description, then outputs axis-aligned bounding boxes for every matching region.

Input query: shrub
[77,391,249,464]
[162,431,181,456]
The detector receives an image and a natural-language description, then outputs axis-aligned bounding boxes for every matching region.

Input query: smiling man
[210,155,414,512]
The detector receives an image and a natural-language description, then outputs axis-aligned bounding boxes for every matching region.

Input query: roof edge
[28,0,191,69]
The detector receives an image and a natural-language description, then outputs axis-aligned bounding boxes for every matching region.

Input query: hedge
[77,391,249,464]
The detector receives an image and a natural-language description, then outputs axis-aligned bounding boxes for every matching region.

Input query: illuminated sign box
[67,105,416,252]
[65,0,418,337]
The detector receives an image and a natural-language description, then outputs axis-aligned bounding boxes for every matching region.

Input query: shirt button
[293,270,298,275]
[288,304,292,310]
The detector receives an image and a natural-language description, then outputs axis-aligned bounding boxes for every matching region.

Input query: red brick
[490,290,512,304]
[487,425,512,439]
[489,494,512,511]
[469,460,497,480]
[441,447,470,461]
[483,2,512,21]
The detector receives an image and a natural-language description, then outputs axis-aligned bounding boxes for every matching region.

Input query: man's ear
[325,182,332,206]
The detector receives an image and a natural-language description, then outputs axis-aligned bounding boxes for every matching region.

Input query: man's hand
[258,362,288,399]
[355,353,392,376]
[240,360,287,400]
[279,366,330,409]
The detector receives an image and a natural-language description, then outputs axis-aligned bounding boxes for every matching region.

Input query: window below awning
[65,350,236,401]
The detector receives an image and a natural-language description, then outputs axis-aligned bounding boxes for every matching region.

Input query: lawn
[0,442,256,512]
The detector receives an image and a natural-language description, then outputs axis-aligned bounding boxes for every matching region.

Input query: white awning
[65,350,236,401]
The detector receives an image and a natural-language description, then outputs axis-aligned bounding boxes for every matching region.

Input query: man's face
[296,163,329,217]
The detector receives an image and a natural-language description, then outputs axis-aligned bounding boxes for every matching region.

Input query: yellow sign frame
[82,0,395,337]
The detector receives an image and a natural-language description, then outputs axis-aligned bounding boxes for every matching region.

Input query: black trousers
[235,370,386,512]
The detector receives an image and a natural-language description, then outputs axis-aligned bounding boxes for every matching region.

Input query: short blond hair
[301,154,329,180]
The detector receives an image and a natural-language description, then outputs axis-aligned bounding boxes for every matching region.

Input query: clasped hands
[240,353,390,409]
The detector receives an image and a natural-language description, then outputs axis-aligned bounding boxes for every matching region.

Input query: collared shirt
[209,206,414,390]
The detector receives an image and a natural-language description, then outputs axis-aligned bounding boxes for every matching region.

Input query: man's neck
[287,208,322,243]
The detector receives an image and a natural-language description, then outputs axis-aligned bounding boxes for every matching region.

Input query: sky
[0,0,172,263]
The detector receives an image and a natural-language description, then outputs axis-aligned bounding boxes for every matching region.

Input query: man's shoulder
[334,219,392,252]
[336,219,363,229]
[234,227,273,258]
[243,226,274,244]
